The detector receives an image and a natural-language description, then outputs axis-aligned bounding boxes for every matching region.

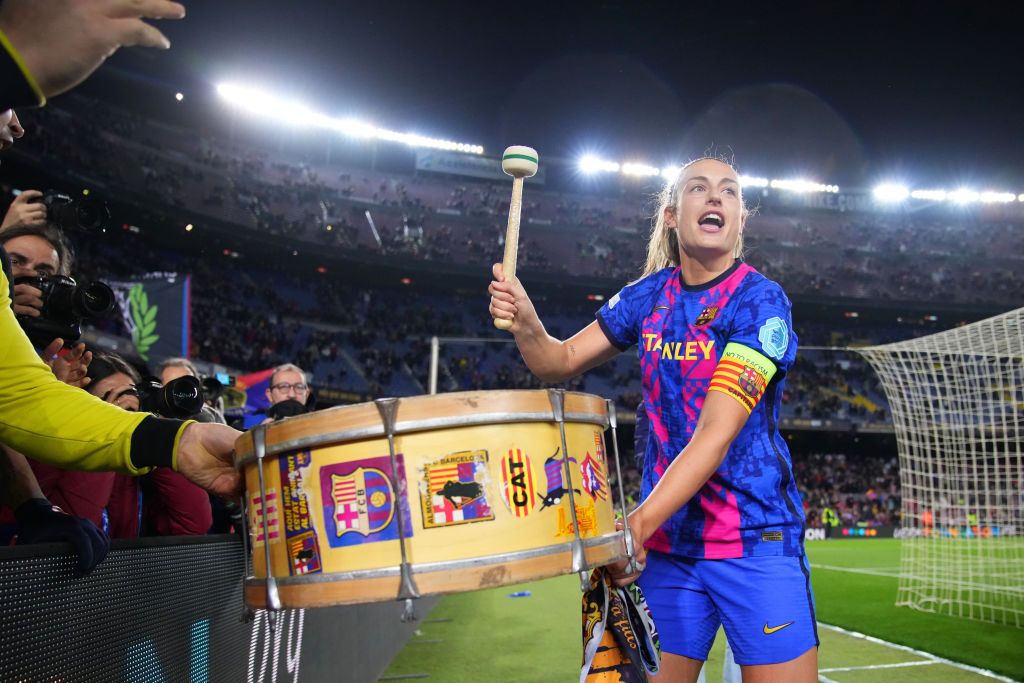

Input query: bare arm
[611,391,750,585]
[0,443,44,508]
[488,263,619,382]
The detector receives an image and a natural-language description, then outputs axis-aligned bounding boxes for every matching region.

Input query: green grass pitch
[381,539,1023,682]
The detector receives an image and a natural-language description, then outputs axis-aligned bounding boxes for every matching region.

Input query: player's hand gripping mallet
[494,145,539,330]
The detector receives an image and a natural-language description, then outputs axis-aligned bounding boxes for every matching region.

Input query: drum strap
[580,568,660,683]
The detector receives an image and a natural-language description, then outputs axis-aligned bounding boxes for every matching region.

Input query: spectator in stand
[264,363,312,421]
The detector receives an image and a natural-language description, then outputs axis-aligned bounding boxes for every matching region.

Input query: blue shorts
[636,551,818,665]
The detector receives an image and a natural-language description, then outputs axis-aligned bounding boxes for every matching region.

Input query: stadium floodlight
[770,178,836,194]
[578,155,620,174]
[661,166,681,181]
[947,188,980,204]
[215,82,484,155]
[738,175,769,188]
[621,162,660,177]
[979,191,1016,204]
[873,184,910,202]
[1019,194,1024,202]
[909,189,946,200]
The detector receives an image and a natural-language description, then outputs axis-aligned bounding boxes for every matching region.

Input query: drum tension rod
[607,400,639,575]
[253,424,283,631]
[548,388,590,592]
[237,449,255,624]
[376,397,422,613]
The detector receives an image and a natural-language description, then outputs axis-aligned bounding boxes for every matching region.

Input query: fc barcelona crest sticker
[420,449,495,529]
[695,305,719,326]
[320,455,413,548]
[501,448,537,518]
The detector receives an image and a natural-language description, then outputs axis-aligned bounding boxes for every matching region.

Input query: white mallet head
[502,146,539,178]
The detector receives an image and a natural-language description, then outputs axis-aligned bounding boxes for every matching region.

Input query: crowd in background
[12,96,1024,307]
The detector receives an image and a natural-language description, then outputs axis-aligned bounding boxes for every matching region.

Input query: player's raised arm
[488,262,619,382]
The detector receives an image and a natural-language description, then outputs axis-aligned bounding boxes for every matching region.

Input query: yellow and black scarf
[581,568,660,682]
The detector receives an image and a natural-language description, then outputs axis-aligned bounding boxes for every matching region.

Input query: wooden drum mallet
[494,145,539,330]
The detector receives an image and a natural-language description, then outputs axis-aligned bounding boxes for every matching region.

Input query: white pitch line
[818,675,840,683]
[820,660,938,672]
[813,564,901,578]
[818,622,1018,682]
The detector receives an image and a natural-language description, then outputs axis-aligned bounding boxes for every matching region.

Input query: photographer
[0,0,239,498]
[83,353,212,538]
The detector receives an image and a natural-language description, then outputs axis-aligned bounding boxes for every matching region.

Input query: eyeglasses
[270,382,309,394]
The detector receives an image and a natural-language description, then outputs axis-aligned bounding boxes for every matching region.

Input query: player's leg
[637,551,720,683]
[700,554,818,682]
[649,652,705,682]
[740,646,817,683]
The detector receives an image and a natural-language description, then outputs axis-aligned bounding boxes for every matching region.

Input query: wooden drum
[234,389,627,610]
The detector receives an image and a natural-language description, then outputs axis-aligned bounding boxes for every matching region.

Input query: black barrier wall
[0,536,432,682]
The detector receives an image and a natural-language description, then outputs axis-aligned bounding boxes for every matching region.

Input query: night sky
[88,0,1023,188]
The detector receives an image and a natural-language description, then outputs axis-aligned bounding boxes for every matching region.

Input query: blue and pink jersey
[597,260,804,559]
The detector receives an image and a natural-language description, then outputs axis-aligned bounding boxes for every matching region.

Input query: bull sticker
[580,453,608,501]
[320,455,412,548]
[250,488,279,546]
[538,449,580,511]
[420,450,494,529]
[279,451,323,575]
[555,500,599,538]
[500,448,537,518]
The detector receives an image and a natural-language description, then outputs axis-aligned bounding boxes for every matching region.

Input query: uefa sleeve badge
[758,317,788,360]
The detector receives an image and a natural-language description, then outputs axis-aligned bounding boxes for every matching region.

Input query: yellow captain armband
[708,342,778,414]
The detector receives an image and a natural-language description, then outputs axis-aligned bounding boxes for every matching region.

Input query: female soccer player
[488,157,817,682]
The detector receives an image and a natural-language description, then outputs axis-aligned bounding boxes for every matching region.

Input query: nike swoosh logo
[763,621,794,635]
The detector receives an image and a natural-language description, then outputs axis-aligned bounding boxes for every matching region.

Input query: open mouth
[698,211,725,229]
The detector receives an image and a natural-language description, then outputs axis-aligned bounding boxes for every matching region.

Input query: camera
[14,274,115,346]
[200,373,235,404]
[40,191,111,234]
[136,375,205,419]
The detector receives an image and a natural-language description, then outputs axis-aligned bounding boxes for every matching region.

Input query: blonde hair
[640,156,746,279]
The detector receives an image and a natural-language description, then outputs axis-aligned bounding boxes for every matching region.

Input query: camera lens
[72,281,115,317]
[75,197,111,233]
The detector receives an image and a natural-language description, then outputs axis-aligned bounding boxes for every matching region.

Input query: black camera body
[136,375,206,419]
[41,191,110,234]
[14,274,114,346]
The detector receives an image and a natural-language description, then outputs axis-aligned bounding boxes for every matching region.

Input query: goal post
[855,308,1024,627]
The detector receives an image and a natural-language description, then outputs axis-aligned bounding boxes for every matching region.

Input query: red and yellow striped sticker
[501,449,536,517]
[708,342,777,413]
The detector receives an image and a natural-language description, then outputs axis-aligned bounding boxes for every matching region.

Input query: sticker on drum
[279,451,323,576]
[554,500,599,539]
[499,448,537,518]
[579,453,608,501]
[593,429,606,464]
[538,450,578,511]
[420,449,495,529]
[250,488,280,544]
[319,454,413,548]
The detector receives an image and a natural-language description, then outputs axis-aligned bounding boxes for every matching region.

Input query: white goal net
[856,308,1024,627]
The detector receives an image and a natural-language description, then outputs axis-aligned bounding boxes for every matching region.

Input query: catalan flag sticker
[708,342,777,413]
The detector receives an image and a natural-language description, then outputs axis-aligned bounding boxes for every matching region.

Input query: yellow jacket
[0,256,185,474]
